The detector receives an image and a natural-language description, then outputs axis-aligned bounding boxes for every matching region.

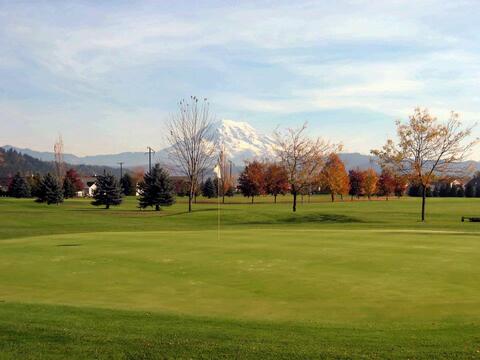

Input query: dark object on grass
[461,217,480,222]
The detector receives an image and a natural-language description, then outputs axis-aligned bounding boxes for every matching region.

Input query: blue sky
[1,0,480,157]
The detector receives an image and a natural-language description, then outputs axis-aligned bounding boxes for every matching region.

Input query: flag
[213,164,221,178]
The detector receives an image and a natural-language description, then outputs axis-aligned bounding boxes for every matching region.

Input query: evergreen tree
[426,186,432,197]
[448,184,458,197]
[28,173,43,197]
[120,173,136,196]
[63,177,77,198]
[476,184,480,198]
[202,178,216,198]
[225,185,235,197]
[8,173,31,198]
[408,184,421,197]
[37,173,64,205]
[456,185,465,197]
[439,183,449,197]
[91,174,122,209]
[465,183,475,198]
[138,164,175,211]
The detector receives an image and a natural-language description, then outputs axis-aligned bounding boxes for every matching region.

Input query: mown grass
[1,196,480,358]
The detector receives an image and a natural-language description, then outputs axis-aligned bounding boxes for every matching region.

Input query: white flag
[213,164,221,178]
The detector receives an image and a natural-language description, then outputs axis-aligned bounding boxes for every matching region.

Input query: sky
[1,0,480,158]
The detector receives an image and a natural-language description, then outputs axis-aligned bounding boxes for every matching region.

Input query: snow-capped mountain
[2,119,417,171]
[211,119,276,164]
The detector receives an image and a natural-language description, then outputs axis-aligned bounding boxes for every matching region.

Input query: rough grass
[1,196,480,358]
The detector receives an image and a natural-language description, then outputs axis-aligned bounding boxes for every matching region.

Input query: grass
[1,195,480,358]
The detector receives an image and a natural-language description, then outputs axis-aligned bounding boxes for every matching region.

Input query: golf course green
[1,196,480,358]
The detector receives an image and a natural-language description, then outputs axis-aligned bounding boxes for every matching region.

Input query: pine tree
[63,177,77,198]
[37,173,64,205]
[91,174,122,209]
[138,164,175,211]
[465,183,476,198]
[456,185,465,197]
[28,173,43,197]
[8,173,31,198]
[120,173,136,196]
[202,178,216,198]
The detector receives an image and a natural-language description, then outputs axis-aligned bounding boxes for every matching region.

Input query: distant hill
[0,148,120,184]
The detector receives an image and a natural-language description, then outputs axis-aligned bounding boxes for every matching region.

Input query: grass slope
[1,196,480,358]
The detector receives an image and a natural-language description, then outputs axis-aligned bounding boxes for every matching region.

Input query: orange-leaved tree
[320,153,349,202]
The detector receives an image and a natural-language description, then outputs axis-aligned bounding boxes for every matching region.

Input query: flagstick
[217,174,220,242]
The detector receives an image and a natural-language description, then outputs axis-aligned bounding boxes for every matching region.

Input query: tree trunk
[421,184,426,222]
[293,191,297,212]
[155,204,159,211]
[188,194,192,212]
[251,196,254,204]
[106,204,110,210]
[331,193,335,202]
[222,194,225,204]
[274,194,277,203]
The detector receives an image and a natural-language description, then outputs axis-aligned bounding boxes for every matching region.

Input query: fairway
[1,196,480,358]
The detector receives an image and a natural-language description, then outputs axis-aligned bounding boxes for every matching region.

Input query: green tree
[28,173,43,197]
[120,173,136,196]
[8,173,31,198]
[92,174,122,209]
[37,173,64,205]
[465,183,476,198]
[202,178,216,198]
[138,164,175,211]
[63,177,77,198]
[456,185,465,197]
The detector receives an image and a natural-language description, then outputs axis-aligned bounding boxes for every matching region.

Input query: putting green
[1,228,479,325]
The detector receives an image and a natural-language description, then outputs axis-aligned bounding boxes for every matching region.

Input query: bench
[461,217,480,222]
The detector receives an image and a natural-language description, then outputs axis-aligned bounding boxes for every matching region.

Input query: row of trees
[164,99,476,221]
[234,156,408,203]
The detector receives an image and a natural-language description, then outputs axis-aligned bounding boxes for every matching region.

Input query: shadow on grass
[240,213,364,225]
[56,244,82,247]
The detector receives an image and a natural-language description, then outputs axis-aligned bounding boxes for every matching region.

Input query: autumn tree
[372,108,477,221]
[65,169,84,192]
[274,123,337,212]
[362,169,378,200]
[167,96,215,212]
[378,169,396,200]
[237,160,265,203]
[393,174,408,198]
[264,163,289,203]
[348,169,364,200]
[320,153,349,202]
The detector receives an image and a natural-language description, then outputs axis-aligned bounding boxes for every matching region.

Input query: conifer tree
[28,173,43,197]
[8,173,31,198]
[91,174,122,209]
[63,177,77,198]
[202,178,216,198]
[120,173,136,196]
[37,173,64,205]
[465,183,476,198]
[138,164,175,211]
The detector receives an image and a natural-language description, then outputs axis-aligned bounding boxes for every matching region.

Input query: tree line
[2,100,477,221]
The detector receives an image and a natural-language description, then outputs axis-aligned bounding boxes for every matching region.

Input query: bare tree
[372,108,477,221]
[54,134,65,180]
[273,123,338,212]
[167,96,216,212]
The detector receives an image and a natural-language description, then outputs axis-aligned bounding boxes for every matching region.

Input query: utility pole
[118,162,124,179]
[145,147,155,172]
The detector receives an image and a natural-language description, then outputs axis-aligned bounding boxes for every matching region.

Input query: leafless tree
[372,108,477,221]
[273,123,339,212]
[54,134,65,180]
[167,96,216,212]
